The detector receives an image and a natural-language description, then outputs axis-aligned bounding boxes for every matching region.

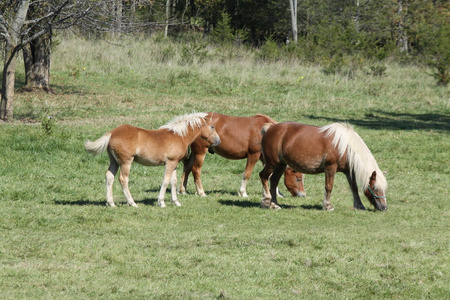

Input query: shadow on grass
[308,110,450,132]
[299,204,323,210]
[54,199,106,206]
[177,189,241,197]
[54,198,158,206]
[217,200,322,210]
[137,198,158,206]
[218,199,260,208]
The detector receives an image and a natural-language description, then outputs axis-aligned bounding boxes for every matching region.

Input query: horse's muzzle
[212,136,221,147]
[376,203,388,211]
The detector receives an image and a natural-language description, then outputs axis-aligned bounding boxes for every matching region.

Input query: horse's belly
[134,156,164,166]
[286,157,325,175]
[213,144,249,160]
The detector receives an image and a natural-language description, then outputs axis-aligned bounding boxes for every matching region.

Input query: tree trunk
[116,0,123,36]
[289,0,298,43]
[165,0,170,37]
[1,43,18,121]
[396,0,408,52]
[0,0,30,121]
[23,34,51,91]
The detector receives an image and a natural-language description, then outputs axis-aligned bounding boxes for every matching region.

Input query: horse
[177,113,306,198]
[284,168,306,197]
[259,122,387,211]
[84,112,221,208]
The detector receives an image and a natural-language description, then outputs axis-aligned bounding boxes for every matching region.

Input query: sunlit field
[1,35,448,299]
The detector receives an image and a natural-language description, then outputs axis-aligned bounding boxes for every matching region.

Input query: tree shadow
[308,110,450,132]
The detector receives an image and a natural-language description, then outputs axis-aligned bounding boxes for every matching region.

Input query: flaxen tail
[84,133,111,156]
[261,123,274,136]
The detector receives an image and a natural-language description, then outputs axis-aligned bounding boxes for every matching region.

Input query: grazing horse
[177,113,305,198]
[85,112,221,208]
[259,122,387,211]
[284,168,306,197]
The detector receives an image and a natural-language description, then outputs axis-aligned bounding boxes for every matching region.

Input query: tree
[0,0,115,121]
[396,0,408,52]
[289,0,298,43]
[0,0,30,120]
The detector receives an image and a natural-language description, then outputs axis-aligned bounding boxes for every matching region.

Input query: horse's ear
[371,171,377,181]
[209,113,214,122]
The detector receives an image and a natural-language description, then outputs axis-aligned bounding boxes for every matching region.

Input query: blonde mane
[319,123,387,193]
[159,112,208,136]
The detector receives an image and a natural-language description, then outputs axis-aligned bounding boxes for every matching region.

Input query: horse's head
[284,167,306,197]
[200,114,221,147]
[364,171,387,211]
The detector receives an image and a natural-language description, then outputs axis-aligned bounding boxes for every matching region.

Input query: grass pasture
[0,36,449,299]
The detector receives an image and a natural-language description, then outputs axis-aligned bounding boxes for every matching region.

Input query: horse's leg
[259,164,273,208]
[323,165,337,211]
[191,150,208,197]
[158,161,178,207]
[118,160,138,208]
[238,153,260,197]
[105,153,119,207]
[345,171,366,210]
[177,152,194,195]
[269,164,286,209]
[170,168,181,206]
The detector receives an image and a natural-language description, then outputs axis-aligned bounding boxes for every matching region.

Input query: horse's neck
[182,127,203,146]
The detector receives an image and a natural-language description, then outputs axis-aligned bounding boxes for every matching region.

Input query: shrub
[209,12,234,45]
[257,37,280,62]
[428,24,449,86]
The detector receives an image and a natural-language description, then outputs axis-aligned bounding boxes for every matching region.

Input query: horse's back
[264,122,321,146]
[108,125,184,164]
[210,113,274,158]
[263,122,335,174]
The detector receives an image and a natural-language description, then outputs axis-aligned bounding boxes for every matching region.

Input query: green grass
[1,35,449,299]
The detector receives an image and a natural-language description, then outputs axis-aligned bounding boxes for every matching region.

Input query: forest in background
[90,1,449,63]
[1,0,449,121]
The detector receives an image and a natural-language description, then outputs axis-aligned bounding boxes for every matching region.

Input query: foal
[85,112,220,207]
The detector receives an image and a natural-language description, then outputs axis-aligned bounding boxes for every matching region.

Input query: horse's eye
[211,125,215,130]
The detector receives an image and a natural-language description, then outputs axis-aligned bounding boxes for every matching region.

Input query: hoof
[173,200,182,207]
[238,191,248,198]
[269,202,282,210]
[196,192,207,197]
[158,200,166,208]
[260,197,272,209]
[323,204,334,211]
[106,202,116,207]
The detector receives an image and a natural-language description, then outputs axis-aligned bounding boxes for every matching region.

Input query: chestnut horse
[178,113,305,198]
[284,168,306,197]
[85,112,220,208]
[259,122,387,211]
